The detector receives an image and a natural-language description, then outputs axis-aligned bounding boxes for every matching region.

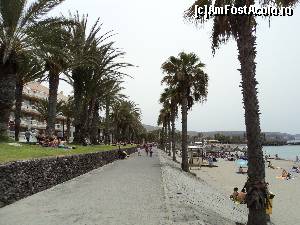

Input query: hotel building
[9,82,74,141]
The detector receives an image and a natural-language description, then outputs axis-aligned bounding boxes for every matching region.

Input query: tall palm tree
[157,108,167,151]
[0,0,66,139]
[160,103,172,156]
[102,80,126,144]
[29,22,73,136]
[110,100,142,143]
[160,87,179,161]
[185,2,298,224]
[162,52,208,172]
[67,13,112,143]
[14,53,45,141]
[66,15,132,144]
[60,97,74,142]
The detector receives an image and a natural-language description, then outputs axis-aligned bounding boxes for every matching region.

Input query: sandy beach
[193,158,300,225]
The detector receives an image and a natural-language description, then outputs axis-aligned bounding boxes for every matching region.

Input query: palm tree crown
[162,52,208,108]
[161,52,208,172]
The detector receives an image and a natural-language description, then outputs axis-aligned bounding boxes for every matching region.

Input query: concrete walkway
[0,149,167,225]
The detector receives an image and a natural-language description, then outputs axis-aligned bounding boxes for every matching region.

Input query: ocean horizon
[263,145,300,161]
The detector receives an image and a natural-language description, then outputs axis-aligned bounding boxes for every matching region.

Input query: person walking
[25,130,31,143]
[149,147,153,157]
[137,145,142,156]
[145,144,149,156]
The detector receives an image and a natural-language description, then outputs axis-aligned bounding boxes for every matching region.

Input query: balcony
[21,104,40,115]
[20,119,47,130]
[23,90,48,100]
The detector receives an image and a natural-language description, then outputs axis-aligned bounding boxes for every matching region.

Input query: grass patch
[0,142,136,164]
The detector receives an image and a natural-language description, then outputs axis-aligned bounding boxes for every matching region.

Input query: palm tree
[66,14,132,144]
[162,52,208,172]
[67,13,112,143]
[102,80,126,144]
[160,103,172,156]
[29,22,73,136]
[60,97,74,142]
[0,0,66,139]
[160,87,179,161]
[14,54,45,141]
[157,108,168,152]
[33,98,64,121]
[110,100,142,143]
[185,2,298,224]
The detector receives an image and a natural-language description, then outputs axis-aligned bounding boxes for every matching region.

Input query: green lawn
[0,142,135,164]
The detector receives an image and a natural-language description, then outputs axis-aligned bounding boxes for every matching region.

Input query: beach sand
[193,159,300,225]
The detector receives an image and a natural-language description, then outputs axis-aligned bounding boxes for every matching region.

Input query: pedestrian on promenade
[137,146,141,156]
[25,130,31,143]
[149,148,153,157]
[145,144,149,156]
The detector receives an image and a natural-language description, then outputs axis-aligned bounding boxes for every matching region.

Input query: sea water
[263,145,300,161]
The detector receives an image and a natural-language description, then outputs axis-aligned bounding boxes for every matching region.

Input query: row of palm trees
[0,0,144,144]
[158,52,208,171]
[158,0,299,225]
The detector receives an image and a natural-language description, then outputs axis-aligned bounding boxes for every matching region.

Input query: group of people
[230,187,246,204]
[266,157,300,180]
[137,143,154,157]
[25,130,74,149]
[281,169,292,179]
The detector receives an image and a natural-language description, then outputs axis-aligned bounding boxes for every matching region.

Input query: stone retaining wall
[0,147,136,207]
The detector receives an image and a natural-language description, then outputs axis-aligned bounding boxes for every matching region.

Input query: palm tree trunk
[14,76,24,141]
[167,121,171,156]
[163,124,167,152]
[46,70,59,136]
[236,17,266,225]
[66,117,71,143]
[86,97,96,133]
[181,96,189,172]
[72,68,84,143]
[171,114,176,161]
[90,100,99,144]
[160,127,164,149]
[79,99,90,143]
[104,98,110,144]
[0,61,17,139]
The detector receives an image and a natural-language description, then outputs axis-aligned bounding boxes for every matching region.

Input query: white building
[9,82,74,142]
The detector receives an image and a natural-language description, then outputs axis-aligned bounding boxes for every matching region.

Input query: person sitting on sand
[268,161,276,169]
[296,166,300,173]
[230,187,239,202]
[238,166,243,173]
[237,188,246,204]
[282,169,288,178]
[291,166,300,173]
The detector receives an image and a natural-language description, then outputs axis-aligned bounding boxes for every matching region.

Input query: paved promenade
[0,149,167,225]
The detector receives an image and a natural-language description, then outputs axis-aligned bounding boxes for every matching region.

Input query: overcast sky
[51,0,300,134]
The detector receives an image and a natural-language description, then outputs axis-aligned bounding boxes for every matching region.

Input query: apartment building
[9,82,74,141]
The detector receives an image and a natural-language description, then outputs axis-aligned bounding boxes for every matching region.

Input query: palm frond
[21,0,65,27]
